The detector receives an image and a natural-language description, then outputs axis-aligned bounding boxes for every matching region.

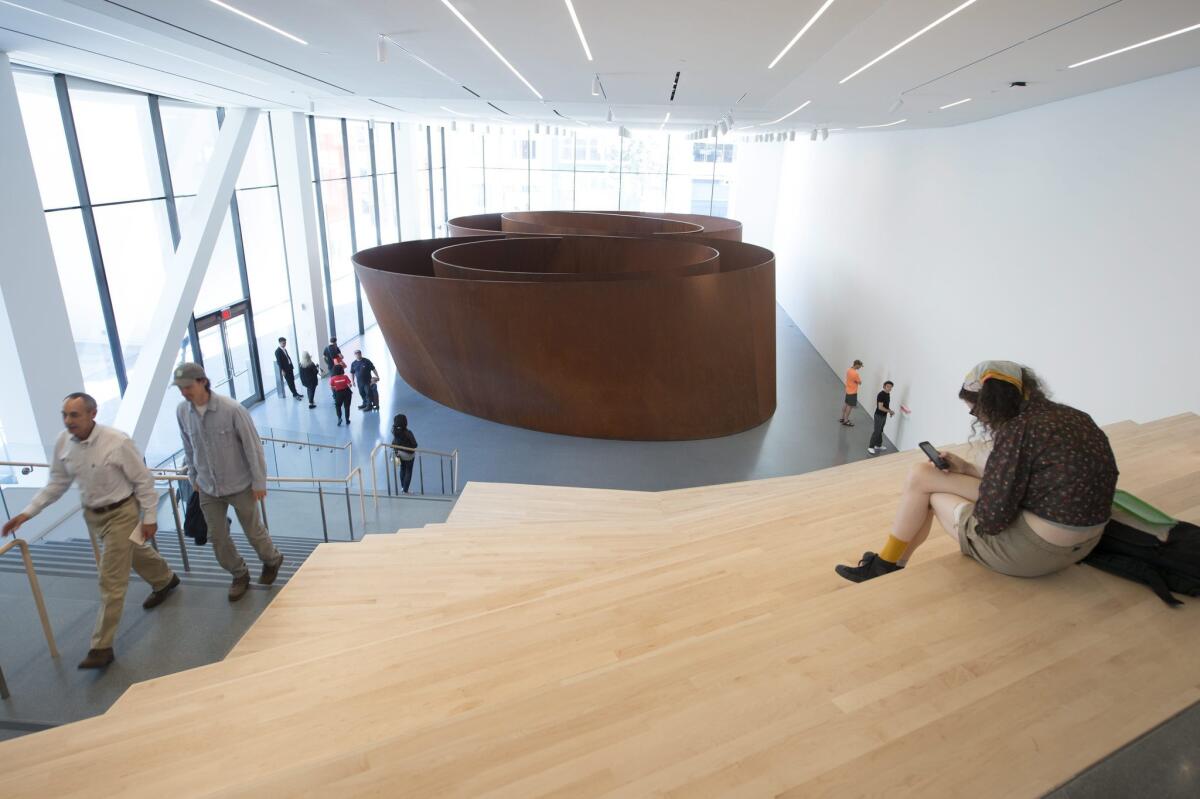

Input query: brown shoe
[228,573,251,602]
[259,558,284,586]
[142,574,181,610]
[77,648,114,669]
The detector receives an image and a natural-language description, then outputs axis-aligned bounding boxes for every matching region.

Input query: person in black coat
[274,338,302,399]
[322,336,342,374]
[298,352,320,408]
[391,414,418,493]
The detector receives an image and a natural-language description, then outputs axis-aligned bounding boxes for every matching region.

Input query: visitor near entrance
[840,359,863,426]
[2,393,179,669]
[330,365,354,426]
[173,363,283,602]
[836,361,1119,583]
[322,336,342,374]
[274,337,303,400]
[298,351,320,408]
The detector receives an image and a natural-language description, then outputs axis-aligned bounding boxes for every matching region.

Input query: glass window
[195,212,245,315]
[374,123,395,173]
[160,101,219,197]
[11,71,78,209]
[622,132,669,175]
[236,114,278,189]
[319,180,358,339]
[238,186,298,373]
[67,80,163,204]
[347,120,372,177]
[530,170,573,211]
[484,130,529,170]
[575,131,620,173]
[619,173,667,213]
[575,171,619,210]
[350,176,378,248]
[92,200,175,373]
[313,117,346,180]
[377,175,399,244]
[484,167,528,213]
[44,209,120,420]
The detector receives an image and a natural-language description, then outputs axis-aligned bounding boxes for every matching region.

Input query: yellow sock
[879,535,908,564]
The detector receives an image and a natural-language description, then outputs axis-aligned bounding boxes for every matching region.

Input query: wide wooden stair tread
[1,414,1197,797]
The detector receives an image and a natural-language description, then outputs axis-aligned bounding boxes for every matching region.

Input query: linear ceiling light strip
[766,100,811,125]
[768,0,839,69]
[840,0,978,84]
[438,0,543,99]
[1068,22,1200,69]
[563,0,593,61]
[857,118,906,128]
[206,0,307,45]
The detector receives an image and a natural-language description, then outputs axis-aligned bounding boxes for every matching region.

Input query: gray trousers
[198,487,281,579]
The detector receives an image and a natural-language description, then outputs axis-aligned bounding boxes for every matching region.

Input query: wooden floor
[2,415,1198,797]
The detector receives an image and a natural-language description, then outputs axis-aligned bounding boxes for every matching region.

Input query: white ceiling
[0,0,1197,133]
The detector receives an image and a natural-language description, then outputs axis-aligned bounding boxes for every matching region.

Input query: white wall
[749,66,1200,450]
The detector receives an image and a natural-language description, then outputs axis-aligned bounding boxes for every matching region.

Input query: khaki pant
[199,487,281,580]
[955,503,1103,578]
[83,498,175,650]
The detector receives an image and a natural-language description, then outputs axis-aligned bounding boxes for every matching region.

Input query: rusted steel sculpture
[355,212,774,440]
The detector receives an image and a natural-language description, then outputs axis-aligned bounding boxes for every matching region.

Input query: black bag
[1083,518,1200,606]
[184,493,208,546]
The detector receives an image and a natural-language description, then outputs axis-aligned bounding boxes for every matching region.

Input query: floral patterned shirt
[975,397,1119,535]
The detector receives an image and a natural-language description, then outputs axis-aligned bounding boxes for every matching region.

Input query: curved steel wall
[356,215,773,440]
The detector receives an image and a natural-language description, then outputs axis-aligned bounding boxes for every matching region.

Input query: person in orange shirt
[840,359,863,426]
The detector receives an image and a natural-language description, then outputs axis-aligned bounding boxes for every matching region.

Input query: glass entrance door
[194,300,262,406]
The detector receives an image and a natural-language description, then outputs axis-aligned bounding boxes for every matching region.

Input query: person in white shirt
[1,393,179,669]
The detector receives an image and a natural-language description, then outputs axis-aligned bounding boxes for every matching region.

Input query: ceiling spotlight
[821,127,829,140]
[377,34,388,63]
[535,122,540,134]
[606,108,614,123]
[591,73,599,96]
[719,120,728,135]
[451,120,457,131]
[789,131,796,141]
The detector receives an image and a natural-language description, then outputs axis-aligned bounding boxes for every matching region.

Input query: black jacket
[275,347,294,372]
[298,363,319,388]
[184,493,208,546]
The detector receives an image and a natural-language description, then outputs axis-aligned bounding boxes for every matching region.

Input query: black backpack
[1083,518,1200,606]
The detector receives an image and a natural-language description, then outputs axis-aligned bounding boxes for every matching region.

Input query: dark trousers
[282,368,299,397]
[334,389,352,421]
[304,385,316,404]
[870,413,887,449]
[400,459,414,492]
[357,381,371,408]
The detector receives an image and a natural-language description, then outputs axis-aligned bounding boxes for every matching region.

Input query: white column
[0,53,86,463]
[114,108,259,450]
[271,111,329,355]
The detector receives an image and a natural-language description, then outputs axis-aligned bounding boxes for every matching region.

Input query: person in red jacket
[329,365,354,426]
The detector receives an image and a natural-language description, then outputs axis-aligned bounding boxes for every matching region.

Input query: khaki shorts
[953,503,1102,578]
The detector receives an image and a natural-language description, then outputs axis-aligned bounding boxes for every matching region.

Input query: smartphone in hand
[918,441,950,471]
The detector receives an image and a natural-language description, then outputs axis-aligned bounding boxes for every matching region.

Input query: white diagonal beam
[115,107,259,450]
[271,110,328,355]
[0,53,86,462]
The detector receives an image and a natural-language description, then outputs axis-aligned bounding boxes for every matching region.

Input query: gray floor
[2,305,1195,797]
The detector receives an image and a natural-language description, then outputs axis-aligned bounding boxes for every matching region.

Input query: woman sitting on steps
[835,360,1119,583]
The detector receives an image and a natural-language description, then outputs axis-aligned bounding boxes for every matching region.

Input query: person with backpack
[835,360,1119,583]
[330,365,354,426]
[391,414,418,493]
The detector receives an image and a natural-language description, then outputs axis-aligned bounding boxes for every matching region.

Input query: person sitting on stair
[835,361,1119,583]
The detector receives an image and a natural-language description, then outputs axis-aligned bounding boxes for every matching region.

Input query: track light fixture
[606,108,614,123]
[591,73,599,96]
[377,34,387,63]
[821,127,829,141]
[810,128,818,141]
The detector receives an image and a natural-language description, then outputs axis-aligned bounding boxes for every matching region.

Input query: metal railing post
[317,485,329,543]
[452,449,459,494]
[344,484,354,541]
[418,455,425,495]
[167,481,190,572]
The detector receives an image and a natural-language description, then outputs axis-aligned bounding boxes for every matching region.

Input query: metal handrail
[369,443,459,508]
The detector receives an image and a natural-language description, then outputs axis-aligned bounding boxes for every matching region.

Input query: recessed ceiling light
[439,105,469,116]
[857,119,907,129]
[840,0,978,84]
[939,97,972,109]
[438,0,543,99]
[206,0,307,45]
[766,100,811,125]
[1067,22,1200,70]
[660,112,670,131]
[768,0,839,69]
[563,0,593,61]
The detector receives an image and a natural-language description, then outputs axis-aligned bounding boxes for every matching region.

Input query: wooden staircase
[1,414,1198,797]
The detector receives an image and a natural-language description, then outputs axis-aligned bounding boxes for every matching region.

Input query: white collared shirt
[21,424,159,523]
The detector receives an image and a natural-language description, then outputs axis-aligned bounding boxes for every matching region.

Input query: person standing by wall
[330,365,354,426]
[350,350,380,411]
[173,363,283,602]
[298,352,320,409]
[840,359,863,426]
[274,337,303,400]
[867,381,896,455]
[2,393,179,669]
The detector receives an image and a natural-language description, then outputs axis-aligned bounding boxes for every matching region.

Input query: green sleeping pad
[1112,489,1176,526]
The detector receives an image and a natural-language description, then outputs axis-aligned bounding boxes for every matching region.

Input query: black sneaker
[835,551,903,583]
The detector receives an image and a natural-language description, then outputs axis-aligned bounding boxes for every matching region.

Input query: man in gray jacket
[174,363,283,601]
